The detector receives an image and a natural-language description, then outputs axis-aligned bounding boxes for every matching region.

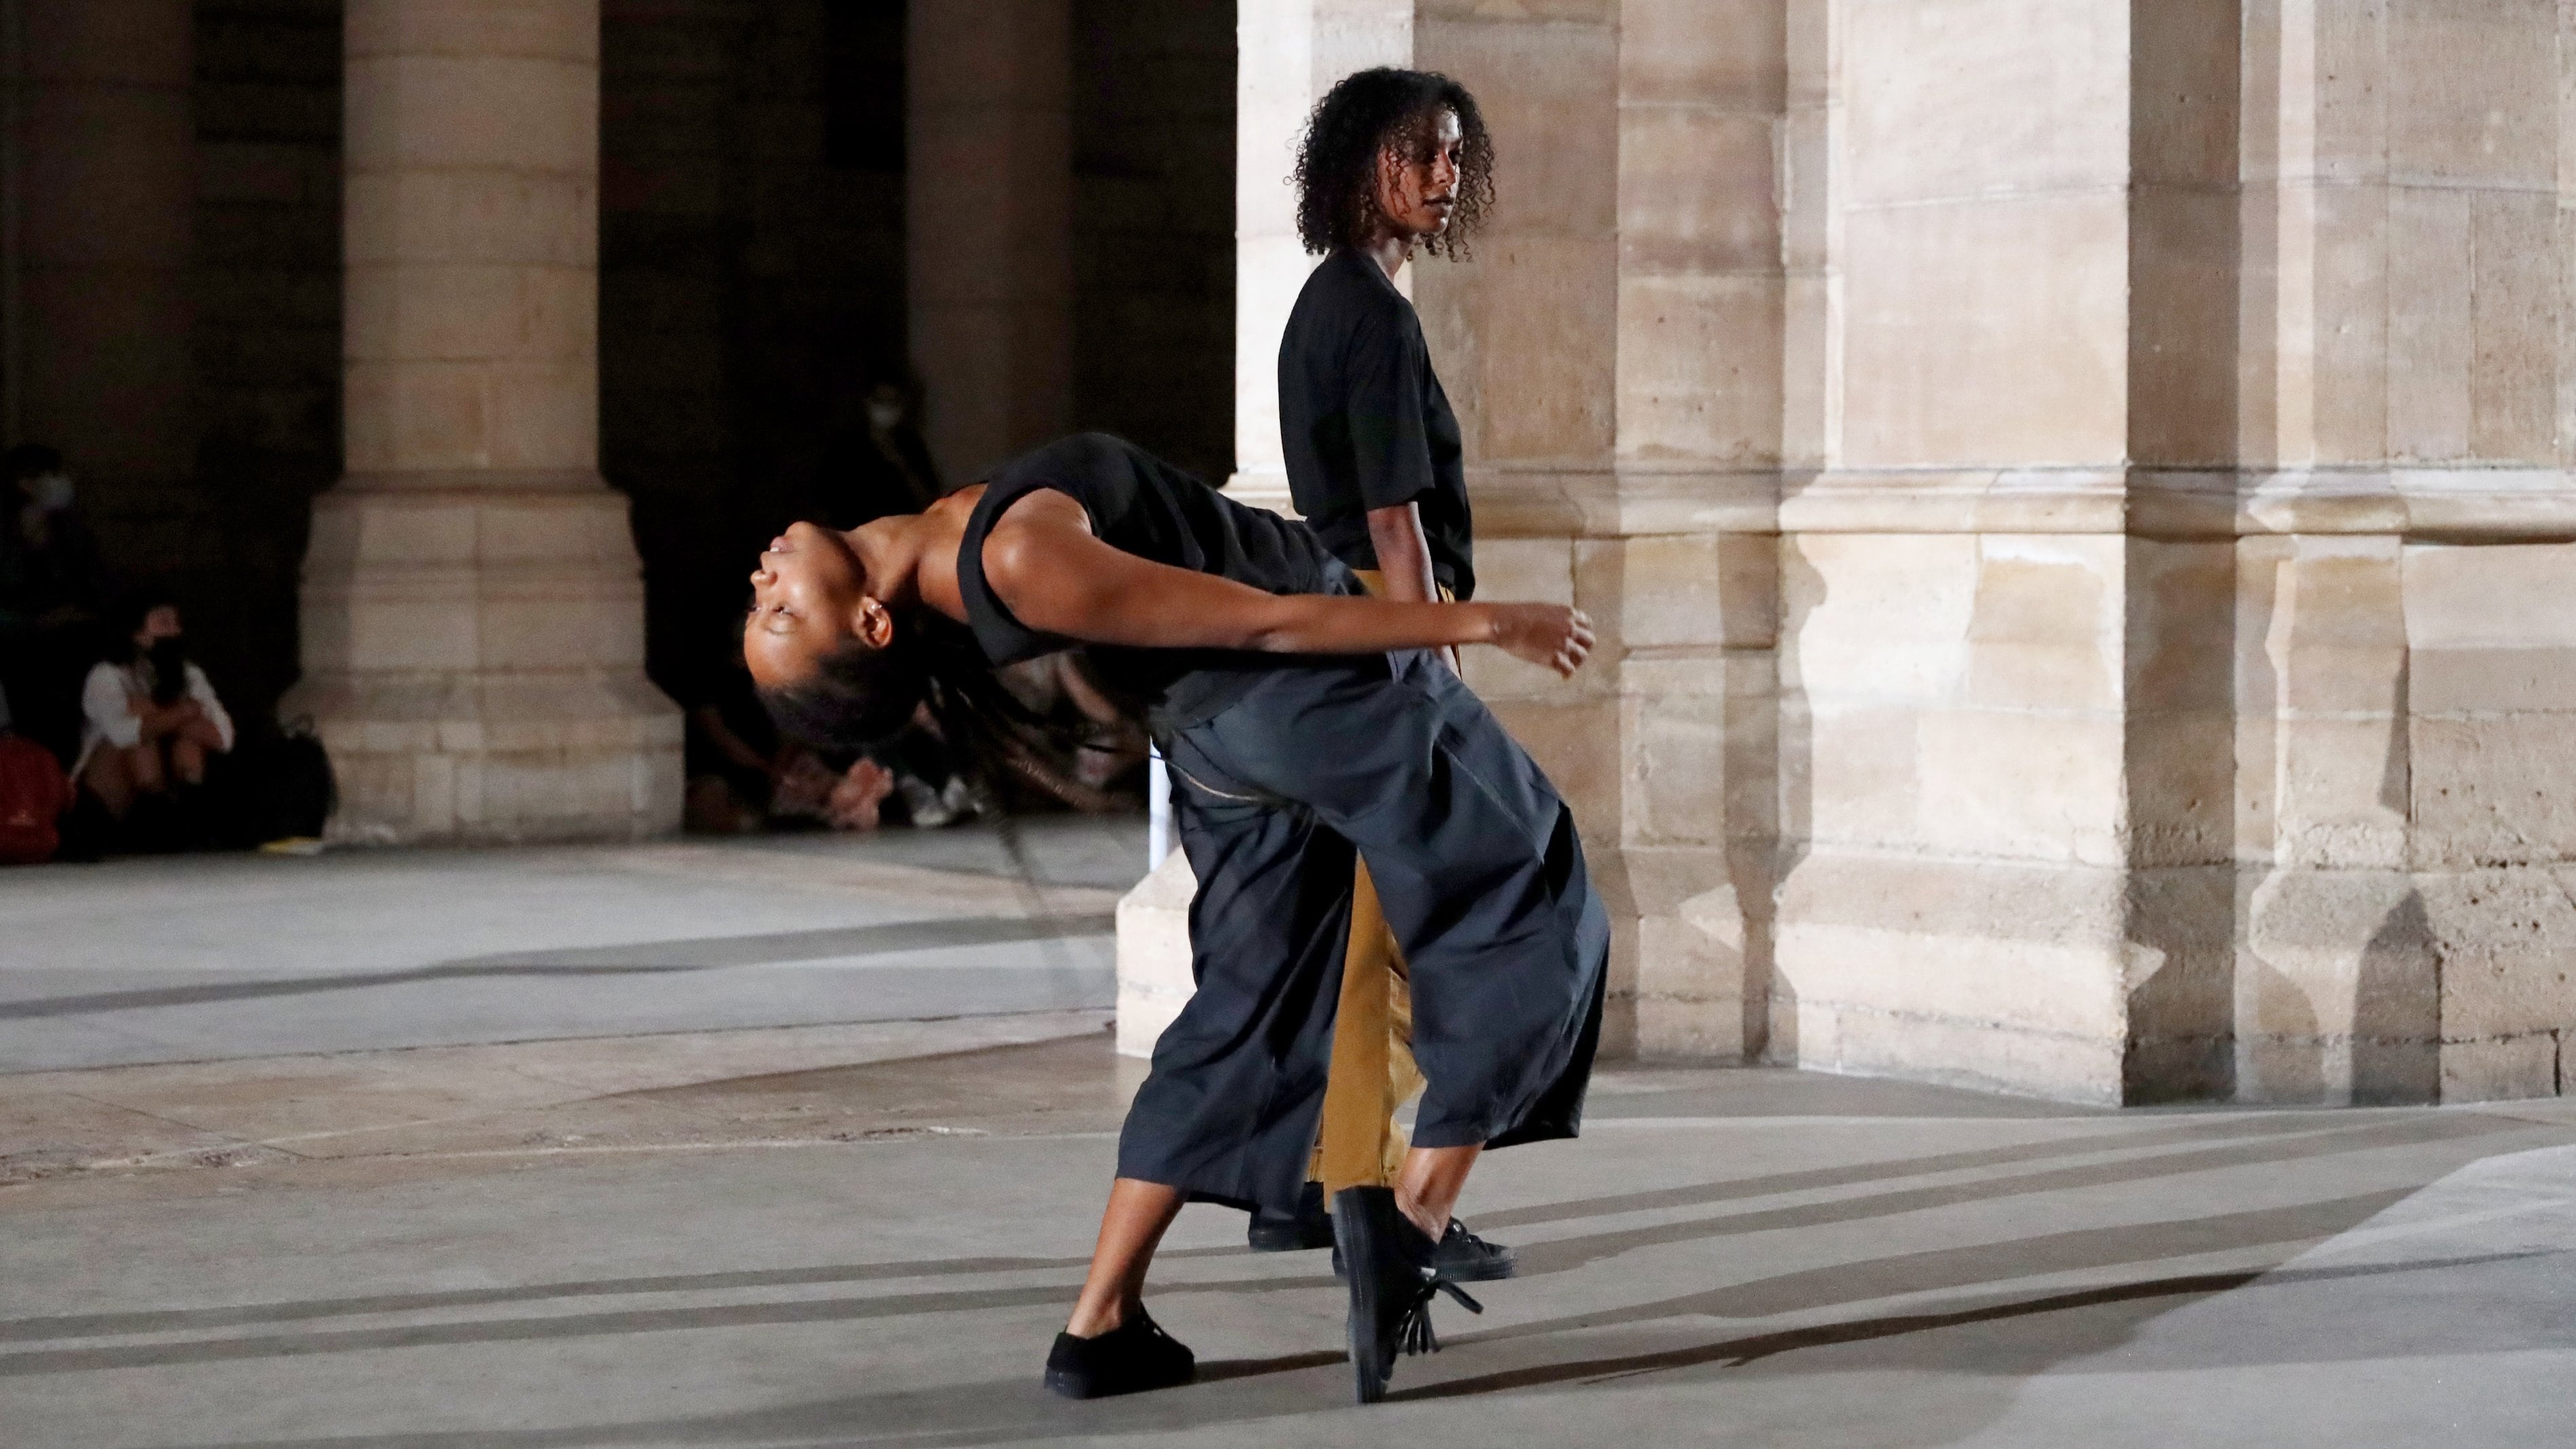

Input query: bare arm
[1364,500,1460,674]
[1365,502,1439,605]
[976,492,1593,677]
[132,696,202,742]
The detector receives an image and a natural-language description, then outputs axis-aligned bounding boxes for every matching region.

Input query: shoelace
[1446,1220,1502,1259]
[1393,1268,1485,1357]
[1130,1311,1179,1349]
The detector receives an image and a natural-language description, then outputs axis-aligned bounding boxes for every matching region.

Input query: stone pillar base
[1114,850,1197,1058]
[282,481,683,845]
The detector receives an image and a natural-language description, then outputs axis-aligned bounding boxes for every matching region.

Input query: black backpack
[209,719,337,846]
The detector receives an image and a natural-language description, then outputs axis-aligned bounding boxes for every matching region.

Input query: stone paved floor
[7,828,2576,1446]
[6,1029,2575,1447]
[0,818,1137,1071]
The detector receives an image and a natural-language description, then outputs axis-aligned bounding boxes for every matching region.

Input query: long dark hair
[757,607,1119,814]
[1294,67,1495,257]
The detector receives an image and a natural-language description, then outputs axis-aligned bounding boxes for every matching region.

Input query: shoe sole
[1245,1226,1333,1253]
[1329,1249,1517,1282]
[1042,1365,1195,1400]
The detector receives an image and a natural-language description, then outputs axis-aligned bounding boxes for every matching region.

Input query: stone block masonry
[1113,0,2576,1110]
[284,0,681,843]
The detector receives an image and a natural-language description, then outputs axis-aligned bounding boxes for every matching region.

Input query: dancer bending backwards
[744,432,1610,1405]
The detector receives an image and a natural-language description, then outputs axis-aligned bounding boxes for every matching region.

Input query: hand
[826,758,896,831]
[1485,604,1595,678]
[769,753,837,816]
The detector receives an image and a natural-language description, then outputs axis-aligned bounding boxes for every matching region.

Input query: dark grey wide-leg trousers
[1114,647,1611,1216]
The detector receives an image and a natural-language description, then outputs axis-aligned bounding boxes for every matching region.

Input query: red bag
[0,734,71,865]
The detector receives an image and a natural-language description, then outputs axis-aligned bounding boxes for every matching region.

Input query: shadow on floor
[6,1110,2524,1380]
[174,1249,2545,1449]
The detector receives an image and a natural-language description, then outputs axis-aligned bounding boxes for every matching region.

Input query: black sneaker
[1331,1186,1481,1404]
[1329,1218,1517,1282]
[1433,1219,1517,1281]
[1042,1307,1195,1399]
[1247,1181,1336,1252]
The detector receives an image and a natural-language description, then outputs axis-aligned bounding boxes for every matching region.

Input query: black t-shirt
[954,434,1337,731]
[1278,248,1474,600]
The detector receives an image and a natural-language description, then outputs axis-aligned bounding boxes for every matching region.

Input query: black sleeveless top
[954,434,1338,730]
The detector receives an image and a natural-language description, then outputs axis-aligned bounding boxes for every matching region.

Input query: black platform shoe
[1247,1180,1336,1252]
[1331,1186,1483,1404]
[1042,1307,1196,1399]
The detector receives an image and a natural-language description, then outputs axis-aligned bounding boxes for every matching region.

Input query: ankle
[1391,1191,1445,1243]
[1064,1298,1131,1339]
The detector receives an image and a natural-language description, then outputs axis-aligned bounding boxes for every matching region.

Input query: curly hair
[1294,67,1494,257]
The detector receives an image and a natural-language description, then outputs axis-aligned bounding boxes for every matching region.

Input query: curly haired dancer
[1249,69,1519,1319]
[745,432,1610,1404]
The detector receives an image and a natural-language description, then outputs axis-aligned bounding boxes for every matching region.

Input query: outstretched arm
[977,492,1593,677]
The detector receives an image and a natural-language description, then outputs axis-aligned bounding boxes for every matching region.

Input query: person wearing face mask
[816,373,945,529]
[1256,68,1515,1288]
[73,591,233,834]
[0,445,112,768]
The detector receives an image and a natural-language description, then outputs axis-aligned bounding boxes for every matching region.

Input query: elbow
[1242,622,1300,655]
[1238,605,1310,656]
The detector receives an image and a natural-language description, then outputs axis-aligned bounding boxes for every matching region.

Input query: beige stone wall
[2227,0,2576,1104]
[1416,0,1783,1061]
[1231,0,1415,506]
[1775,0,2576,1105]
[1171,1,2576,1108]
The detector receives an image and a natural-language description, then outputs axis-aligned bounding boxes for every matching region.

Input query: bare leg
[1064,1178,1184,1337]
[81,747,136,819]
[128,740,166,796]
[170,718,225,786]
[1394,1144,1481,1241]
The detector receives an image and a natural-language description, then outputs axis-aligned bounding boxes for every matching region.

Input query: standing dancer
[744,433,1609,1404]
[1253,68,1507,1274]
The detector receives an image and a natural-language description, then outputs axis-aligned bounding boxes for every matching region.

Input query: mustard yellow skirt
[1308,568,1436,1194]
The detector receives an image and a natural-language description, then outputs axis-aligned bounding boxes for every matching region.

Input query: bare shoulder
[983,487,1098,590]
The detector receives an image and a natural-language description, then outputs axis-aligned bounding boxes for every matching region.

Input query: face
[136,605,181,648]
[743,522,890,691]
[1374,109,1463,244]
[20,470,71,511]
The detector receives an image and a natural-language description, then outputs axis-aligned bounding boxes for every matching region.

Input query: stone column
[1118,0,1417,1057]
[284,0,680,844]
[5,0,195,489]
[1230,0,1415,506]
[2229,0,2576,1104]
[907,0,1073,485]
[1414,0,1783,1060]
[1768,0,2241,1103]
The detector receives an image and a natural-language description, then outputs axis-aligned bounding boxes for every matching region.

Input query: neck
[844,515,929,609]
[1359,229,1411,281]
[844,491,976,618]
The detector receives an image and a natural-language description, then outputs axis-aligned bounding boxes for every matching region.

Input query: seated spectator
[73,592,233,824]
[0,444,111,766]
[685,645,906,833]
[813,373,945,529]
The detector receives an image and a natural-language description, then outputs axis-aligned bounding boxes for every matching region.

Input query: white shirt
[75,658,234,776]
